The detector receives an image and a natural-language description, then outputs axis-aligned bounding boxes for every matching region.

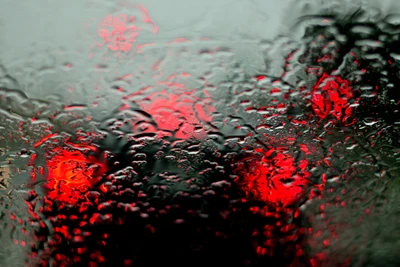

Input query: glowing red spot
[45,144,108,205]
[236,148,310,207]
[98,14,138,52]
[123,259,133,266]
[98,7,157,53]
[271,88,281,94]
[311,73,357,125]
[137,90,216,139]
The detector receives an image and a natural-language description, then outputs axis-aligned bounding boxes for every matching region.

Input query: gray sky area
[0,0,391,102]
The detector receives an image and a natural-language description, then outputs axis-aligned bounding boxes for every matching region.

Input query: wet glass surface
[1,0,400,266]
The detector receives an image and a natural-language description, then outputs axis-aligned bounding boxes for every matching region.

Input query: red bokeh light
[311,74,357,125]
[98,13,139,52]
[97,5,158,53]
[237,148,310,207]
[45,143,108,205]
[136,89,216,139]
